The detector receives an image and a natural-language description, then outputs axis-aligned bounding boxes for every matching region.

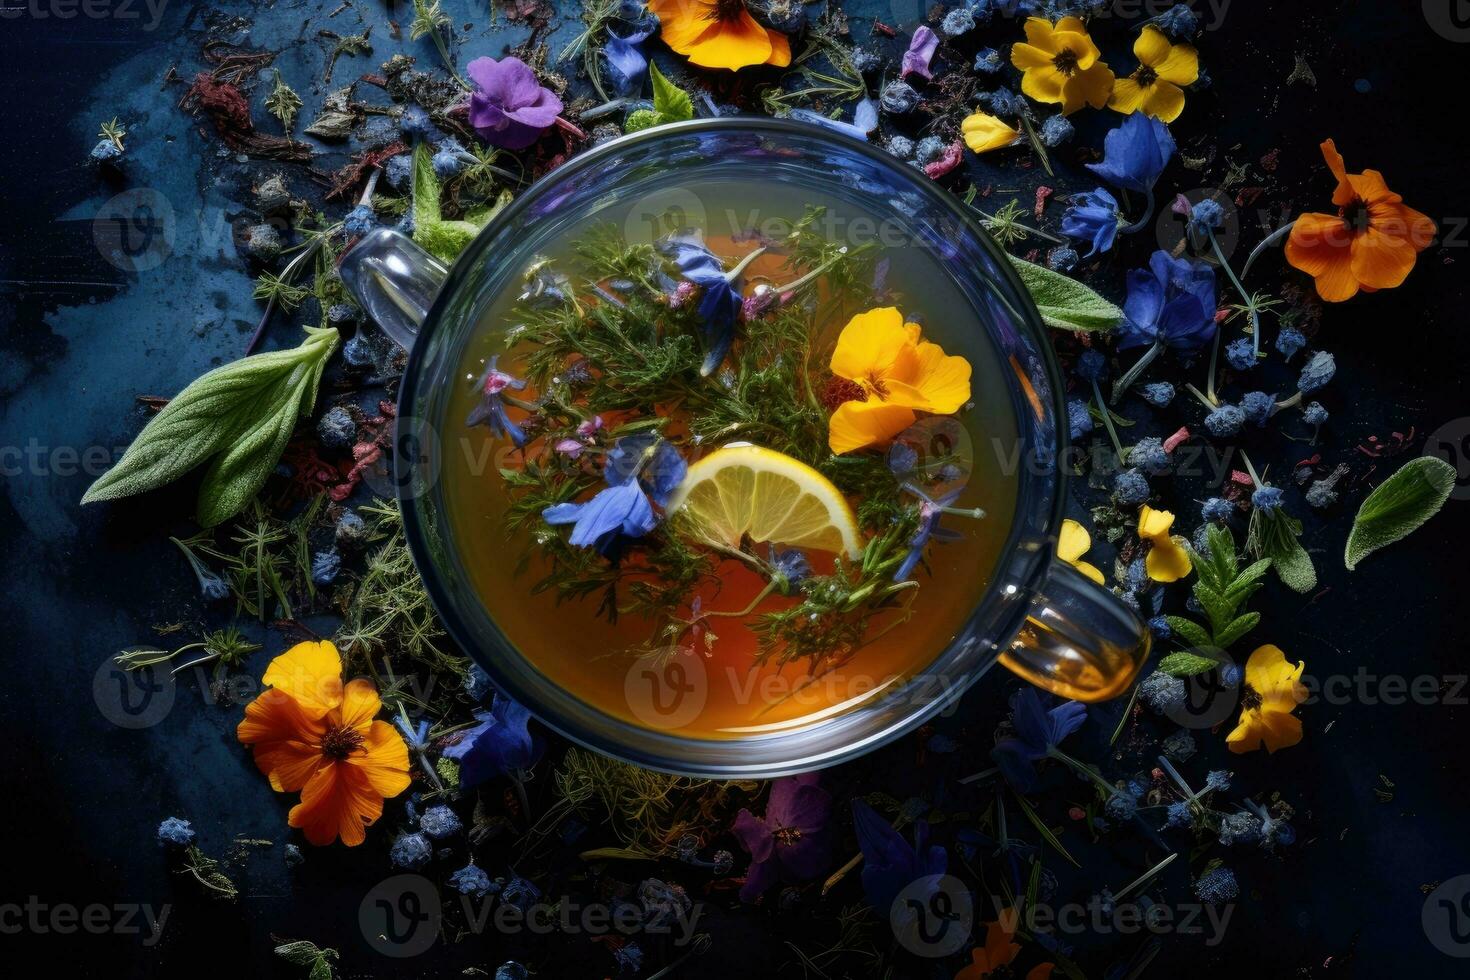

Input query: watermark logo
[624,187,708,246]
[624,648,708,729]
[1163,648,1241,730]
[92,655,175,729]
[1424,417,1470,500]
[359,414,442,501]
[1424,0,1470,42]
[1423,875,1470,957]
[890,874,974,958]
[93,188,175,272]
[360,874,443,958]
[1156,187,1241,262]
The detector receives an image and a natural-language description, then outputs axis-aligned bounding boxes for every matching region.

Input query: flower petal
[649,0,720,51]
[347,719,413,799]
[1371,201,1437,252]
[1021,17,1060,54]
[830,307,911,381]
[1350,225,1418,290]
[1140,79,1186,123]
[683,10,775,70]
[1108,78,1148,115]
[262,640,343,719]
[887,339,972,414]
[961,112,1020,154]
[1286,212,1359,302]
[1132,25,1172,67]
[289,761,384,847]
[1137,505,1174,540]
[828,399,916,454]
[1243,644,1308,711]
[1020,64,1067,105]
[1226,707,1303,754]
[237,689,327,792]
[1154,40,1200,85]
[337,677,384,731]
[1010,41,1055,71]
[1064,61,1116,114]
[1057,518,1091,563]
[764,26,792,67]
[1145,537,1192,583]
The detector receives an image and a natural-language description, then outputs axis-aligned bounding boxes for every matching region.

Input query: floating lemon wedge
[664,443,862,559]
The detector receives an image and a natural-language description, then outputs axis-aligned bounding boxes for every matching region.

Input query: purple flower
[992,688,1087,791]
[658,230,743,376]
[731,773,833,902]
[442,694,544,788]
[1061,188,1122,256]
[852,799,946,915]
[894,484,966,582]
[466,355,529,446]
[1086,112,1176,195]
[604,21,654,95]
[466,56,563,150]
[1118,250,1218,352]
[900,26,940,80]
[543,433,685,553]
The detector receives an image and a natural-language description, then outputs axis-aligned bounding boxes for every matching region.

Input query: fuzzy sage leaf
[1344,456,1456,570]
[1007,255,1122,333]
[81,326,338,526]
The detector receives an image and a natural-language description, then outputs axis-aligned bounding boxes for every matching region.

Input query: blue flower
[500,875,541,912]
[91,139,123,163]
[940,6,975,35]
[1047,246,1079,272]
[1147,615,1172,640]
[419,805,463,839]
[1240,391,1275,426]
[1204,403,1245,437]
[658,231,743,376]
[1076,349,1108,382]
[449,863,497,897]
[1140,381,1176,407]
[543,434,684,554]
[1105,785,1141,821]
[157,817,196,847]
[1251,486,1284,512]
[1298,351,1336,393]
[885,135,916,159]
[852,799,947,914]
[1187,198,1226,237]
[1275,326,1306,361]
[1127,437,1170,475]
[311,549,341,585]
[983,88,1028,118]
[385,154,413,190]
[1061,188,1122,256]
[1306,481,1337,508]
[1163,800,1193,828]
[1147,3,1200,39]
[464,664,494,702]
[466,355,530,446]
[611,941,643,973]
[1067,398,1093,440]
[768,545,811,590]
[1204,769,1231,793]
[1303,401,1329,426]
[432,137,469,178]
[1217,811,1261,846]
[1113,469,1151,506]
[442,694,545,788]
[604,20,654,95]
[343,204,376,237]
[1225,337,1257,371]
[1118,251,1218,352]
[894,485,966,582]
[1040,114,1074,147]
[1086,112,1176,195]
[391,832,433,870]
[880,80,920,114]
[973,47,1004,73]
[1194,866,1240,903]
[992,688,1087,791]
[1202,497,1233,523]
[602,432,688,505]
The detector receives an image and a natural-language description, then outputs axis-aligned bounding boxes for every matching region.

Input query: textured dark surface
[2,1,1469,977]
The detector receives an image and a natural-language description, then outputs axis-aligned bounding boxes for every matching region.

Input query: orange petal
[1320,138,1349,191]
[1285,212,1359,302]
[1346,169,1401,208]
[262,640,343,719]
[1350,225,1418,290]
[336,677,385,731]
[289,761,384,847]
[764,27,791,67]
[886,339,971,414]
[648,0,720,52]
[237,689,327,792]
[348,720,413,799]
[1371,201,1437,252]
[830,307,911,381]
[980,917,1021,971]
[828,399,916,454]
[683,10,773,70]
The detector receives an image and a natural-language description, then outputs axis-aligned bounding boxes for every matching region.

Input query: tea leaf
[81,326,338,526]
[1344,456,1457,570]
[1007,255,1122,333]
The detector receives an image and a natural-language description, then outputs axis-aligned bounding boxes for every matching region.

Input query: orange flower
[649,0,791,71]
[1010,16,1115,116]
[826,307,971,454]
[237,641,410,846]
[954,911,1054,980]
[1285,139,1436,302]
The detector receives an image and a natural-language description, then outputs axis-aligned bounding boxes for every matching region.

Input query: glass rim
[395,116,1071,778]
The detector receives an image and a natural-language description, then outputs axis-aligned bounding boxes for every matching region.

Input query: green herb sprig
[1159,524,1270,677]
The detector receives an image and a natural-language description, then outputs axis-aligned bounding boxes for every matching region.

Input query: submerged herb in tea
[445,202,1018,736]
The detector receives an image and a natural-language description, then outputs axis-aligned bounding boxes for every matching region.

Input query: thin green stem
[1092,378,1125,458]
[1119,188,1156,235]
[1110,340,1163,406]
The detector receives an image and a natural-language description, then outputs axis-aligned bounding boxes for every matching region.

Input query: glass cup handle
[338,227,448,351]
[998,560,1152,703]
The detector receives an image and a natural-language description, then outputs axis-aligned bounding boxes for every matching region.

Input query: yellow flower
[1108,26,1199,123]
[1137,505,1191,582]
[1010,16,1115,116]
[1226,645,1307,754]
[649,0,791,71]
[961,111,1021,155]
[1057,518,1104,584]
[826,307,972,454]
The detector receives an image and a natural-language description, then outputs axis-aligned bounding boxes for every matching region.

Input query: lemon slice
[665,443,862,559]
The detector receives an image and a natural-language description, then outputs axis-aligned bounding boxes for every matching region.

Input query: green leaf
[623,108,660,133]
[1273,539,1318,593]
[1012,790,1079,868]
[1158,651,1221,677]
[1344,457,1457,570]
[411,143,487,262]
[1224,558,1272,601]
[1193,583,1233,636]
[1213,611,1260,649]
[82,327,338,525]
[1164,615,1211,649]
[649,62,693,124]
[1007,255,1122,332]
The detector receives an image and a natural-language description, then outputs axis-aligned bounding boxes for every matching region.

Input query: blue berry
[1127,437,1170,475]
[1113,468,1151,506]
[1140,382,1175,407]
[1275,326,1306,361]
[1251,486,1284,512]
[1202,497,1233,523]
[1204,404,1245,437]
[1240,391,1276,427]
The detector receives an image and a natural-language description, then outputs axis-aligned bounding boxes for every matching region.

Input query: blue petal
[1086,112,1176,194]
[1119,267,1165,350]
[604,24,653,95]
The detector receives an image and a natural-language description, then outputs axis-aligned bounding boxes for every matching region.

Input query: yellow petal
[1020,64,1067,105]
[887,338,972,414]
[830,307,910,382]
[1155,40,1200,85]
[1010,41,1055,71]
[1243,644,1308,712]
[1070,559,1105,585]
[1021,17,1060,54]
[1132,25,1173,67]
[828,399,917,454]
[683,10,774,70]
[1051,29,1101,71]
[961,111,1021,154]
[1226,707,1303,754]
[262,640,343,719]
[1063,60,1115,115]
[1141,79,1186,123]
[1137,505,1174,541]
[1145,536,1192,583]
[1108,77,1148,115]
[1057,518,1092,563]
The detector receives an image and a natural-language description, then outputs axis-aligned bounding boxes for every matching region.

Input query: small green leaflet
[1158,650,1222,677]
[412,143,488,261]
[624,62,694,133]
[81,326,338,526]
[1007,255,1122,333]
[1344,456,1457,570]
[274,940,338,980]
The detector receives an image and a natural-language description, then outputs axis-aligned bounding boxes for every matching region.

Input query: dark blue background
[3,1,1469,976]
